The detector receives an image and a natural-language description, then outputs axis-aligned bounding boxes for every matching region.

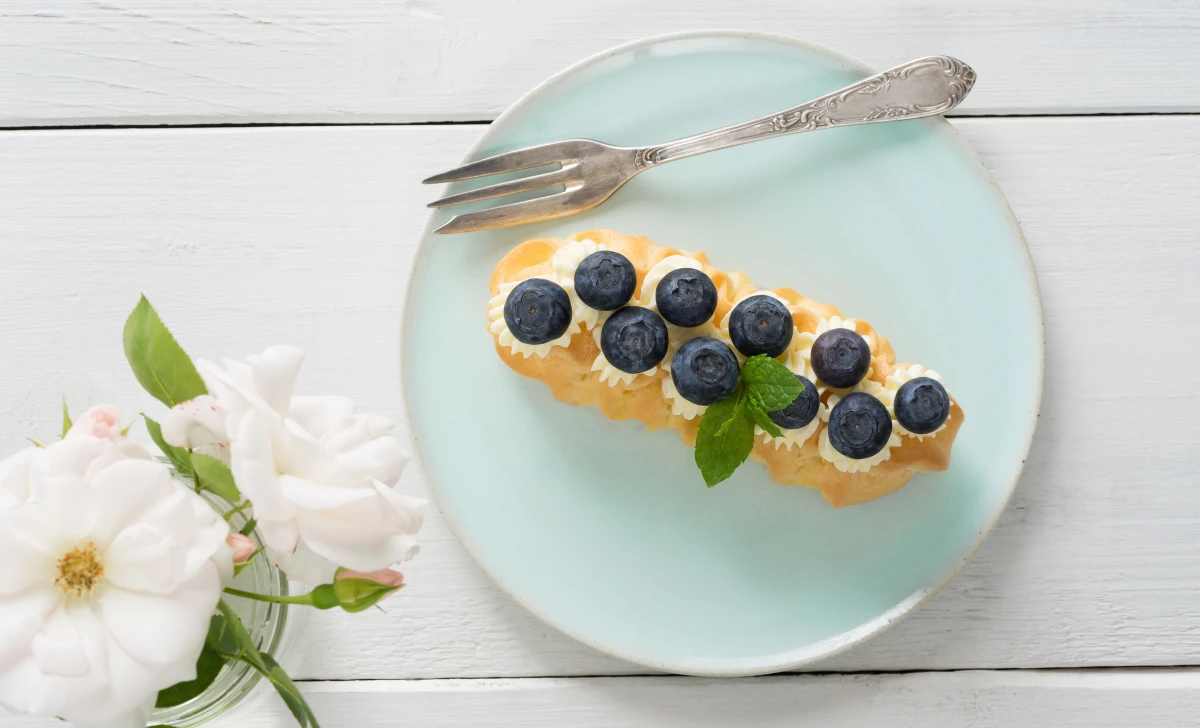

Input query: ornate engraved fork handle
[633,56,976,169]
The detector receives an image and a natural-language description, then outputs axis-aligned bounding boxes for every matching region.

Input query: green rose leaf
[123,295,208,408]
[192,453,241,503]
[741,354,803,412]
[205,613,239,657]
[61,397,72,438]
[214,601,321,728]
[155,646,225,708]
[143,414,193,478]
[694,392,755,488]
[233,558,257,578]
[261,653,321,728]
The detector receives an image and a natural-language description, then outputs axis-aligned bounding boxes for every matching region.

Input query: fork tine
[433,190,579,235]
[423,141,578,185]
[427,166,575,208]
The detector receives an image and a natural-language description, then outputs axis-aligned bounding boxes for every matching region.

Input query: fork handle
[632,56,976,169]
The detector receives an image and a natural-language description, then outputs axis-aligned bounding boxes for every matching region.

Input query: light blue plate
[402,31,1043,676]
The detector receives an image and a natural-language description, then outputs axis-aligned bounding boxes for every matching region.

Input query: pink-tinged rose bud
[309,568,406,612]
[338,568,405,589]
[66,404,123,442]
[227,533,257,565]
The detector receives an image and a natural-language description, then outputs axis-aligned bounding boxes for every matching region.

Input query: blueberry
[670,337,740,405]
[574,251,636,311]
[827,392,893,459]
[894,377,950,434]
[811,328,871,388]
[600,306,669,373]
[656,268,718,327]
[503,278,572,345]
[768,375,819,429]
[728,295,793,358]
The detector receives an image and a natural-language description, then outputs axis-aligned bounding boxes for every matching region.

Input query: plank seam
[292,664,1200,684]
[0,110,1197,133]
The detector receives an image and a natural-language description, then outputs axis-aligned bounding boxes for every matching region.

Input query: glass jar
[150,500,291,726]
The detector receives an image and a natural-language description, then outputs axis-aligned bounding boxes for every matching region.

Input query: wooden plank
[1,1,1199,126]
[9,670,1200,727]
[0,117,1196,680]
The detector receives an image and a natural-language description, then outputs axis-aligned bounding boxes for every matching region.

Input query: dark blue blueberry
[894,377,950,434]
[574,251,636,311]
[503,278,572,345]
[768,375,819,429]
[656,268,718,327]
[827,392,892,459]
[811,328,871,388]
[728,295,793,358]
[600,306,669,373]
[670,337,740,405]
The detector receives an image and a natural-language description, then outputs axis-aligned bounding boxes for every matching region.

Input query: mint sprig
[742,354,804,411]
[695,391,755,487]
[694,354,803,487]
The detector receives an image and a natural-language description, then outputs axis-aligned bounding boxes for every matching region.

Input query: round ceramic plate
[402,31,1043,676]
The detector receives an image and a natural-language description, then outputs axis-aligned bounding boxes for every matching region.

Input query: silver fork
[425,55,976,234]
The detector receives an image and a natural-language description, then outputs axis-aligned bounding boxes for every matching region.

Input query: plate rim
[400,29,1046,676]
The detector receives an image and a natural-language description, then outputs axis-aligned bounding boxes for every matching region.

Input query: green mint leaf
[713,387,749,438]
[123,295,208,407]
[713,399,740,438]
[192,453,241,503]
[61,397,72,438]
[695,393,755,488]
[748,401,784,438]
[143,414,194,478]
[742,354,803,412]
[156,646,225,708]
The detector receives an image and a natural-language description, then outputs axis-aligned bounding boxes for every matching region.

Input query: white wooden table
[3,2,1199,725]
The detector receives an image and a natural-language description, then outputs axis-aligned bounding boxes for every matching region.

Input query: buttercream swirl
[817,379,901,473]
[488,239,605,358]
[642,255,721,411]
[714,290,821,447]
[756,417,820,451]
[662,376,707,420]
[878,364,951,441]
[553,238,605,332]
[788,315,875,386]
[590,319,654,386]
[715,290,793,355]
[639,255,704,311]
[487,279,574,358]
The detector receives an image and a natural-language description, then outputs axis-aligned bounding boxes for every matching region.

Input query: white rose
[65,404,125,443]
[162,346,426,585]
[0,432,232,728]
[0,411,150,507]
